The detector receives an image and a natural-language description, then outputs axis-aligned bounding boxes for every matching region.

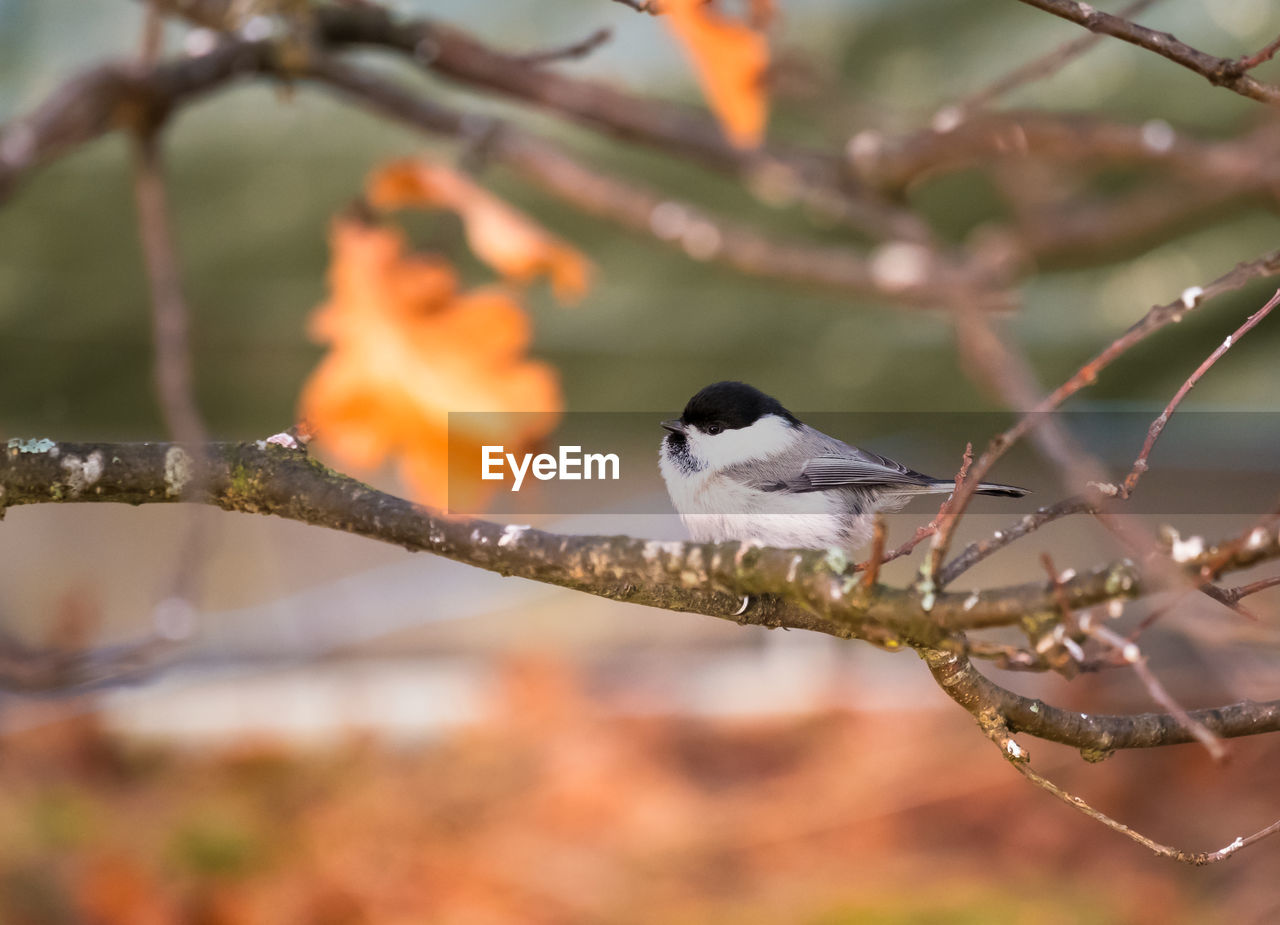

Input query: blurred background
[1,0,1280,921]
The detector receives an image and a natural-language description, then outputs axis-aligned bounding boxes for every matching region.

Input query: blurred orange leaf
[663,0,770,149]
[299,218,561,508]
[368,160,591,304]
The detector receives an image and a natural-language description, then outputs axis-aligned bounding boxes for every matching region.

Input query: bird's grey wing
[760,445,936,494]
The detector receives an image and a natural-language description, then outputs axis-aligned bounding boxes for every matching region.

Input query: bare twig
[131,3,211,629]
[941,494,1097,586]
[312,57,1006,310]
[948,0,1162,114]
[985,719,1277,865]
[139,1,165,63]
[1040,553,1077,625]
[1120,288,1280,498]
[0,627,174,694]
[931,249,1280,589]
[1088,623,1226,761]
[1237,32,1280,72]
[132,137,207,453]
[1015,0,1280,103]
[922,443,975,585]
[610,0,661,13]
[1221,575,1280,605]
[860,515,887,591]
[922,646,1276,759]
[514,27,612,66]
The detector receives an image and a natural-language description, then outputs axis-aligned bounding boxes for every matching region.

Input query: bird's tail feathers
[920,479,1029,498]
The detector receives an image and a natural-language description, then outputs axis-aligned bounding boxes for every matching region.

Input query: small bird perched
[659,381,1027,551]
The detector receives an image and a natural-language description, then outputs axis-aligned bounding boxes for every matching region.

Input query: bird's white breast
[660,459,871,549]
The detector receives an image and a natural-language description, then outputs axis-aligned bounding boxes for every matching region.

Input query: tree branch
[930,248,1280,590]
[3,438,1279,657]
[923,648,1280,754]
[945,0,1164,115]
[1014,0,1280,103]
[0,36,997,310]
[977,713,1280,865]
[138,0,925,245]
[1118,288,1280,498]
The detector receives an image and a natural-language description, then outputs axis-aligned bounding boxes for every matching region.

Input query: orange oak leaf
[368,160,591,304]
[663,0,770,149]
[299,218,561,509]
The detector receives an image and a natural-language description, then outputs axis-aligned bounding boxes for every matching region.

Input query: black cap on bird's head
[663,381,801,436]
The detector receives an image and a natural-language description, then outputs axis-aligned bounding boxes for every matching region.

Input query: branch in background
[0,628,175,694]
[132,135,208,453]
[514,26,613,66]
[1014,0,1280,103]
[945,0,1163,115]
[311,57,1008,310]
[0,41,271,202]
[140,0,929,246]
[610,0,661,14]
[848,112,1280,270]
[848,113,1280,194]
[1017,180,1271,268]
[0,35,998,311]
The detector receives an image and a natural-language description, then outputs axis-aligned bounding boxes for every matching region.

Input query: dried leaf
[299,218,561,508]
[368,160,591,303]
[663,0,770,148]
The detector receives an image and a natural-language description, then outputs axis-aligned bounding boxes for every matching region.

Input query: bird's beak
[661,419,687,435]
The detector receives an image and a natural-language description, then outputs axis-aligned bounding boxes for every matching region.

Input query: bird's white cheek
[695,415,797,470]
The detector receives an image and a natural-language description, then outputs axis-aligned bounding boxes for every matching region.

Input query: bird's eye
[706,423,723,435]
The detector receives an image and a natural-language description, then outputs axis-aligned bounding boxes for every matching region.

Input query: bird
[658,381,1027,552]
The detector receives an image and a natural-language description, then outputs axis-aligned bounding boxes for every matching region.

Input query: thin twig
[1040,553,1076,626]
[922,443,974,585]
[923,646,1280,755]
[1221,575,1280,605]
[1015,0,1280,104]
[941,494,1096,586]
[932,249,1280,590]
[860,514,887,591]
[854,443,974,576]
[1119,288,1280,498]
[139,1,165,63]
[610,0,661,13]
[132,138,207,461]
[514,27,612,66]
[1236,32,1280,72]
[0,628,174,695]
[948,0,1162,114]
[130,76,210,629]
[311,57,1004,311]
[1089,623,1227,762]
[988,722,1276,865]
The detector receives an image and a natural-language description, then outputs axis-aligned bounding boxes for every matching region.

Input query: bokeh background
[2,0,1280,921]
